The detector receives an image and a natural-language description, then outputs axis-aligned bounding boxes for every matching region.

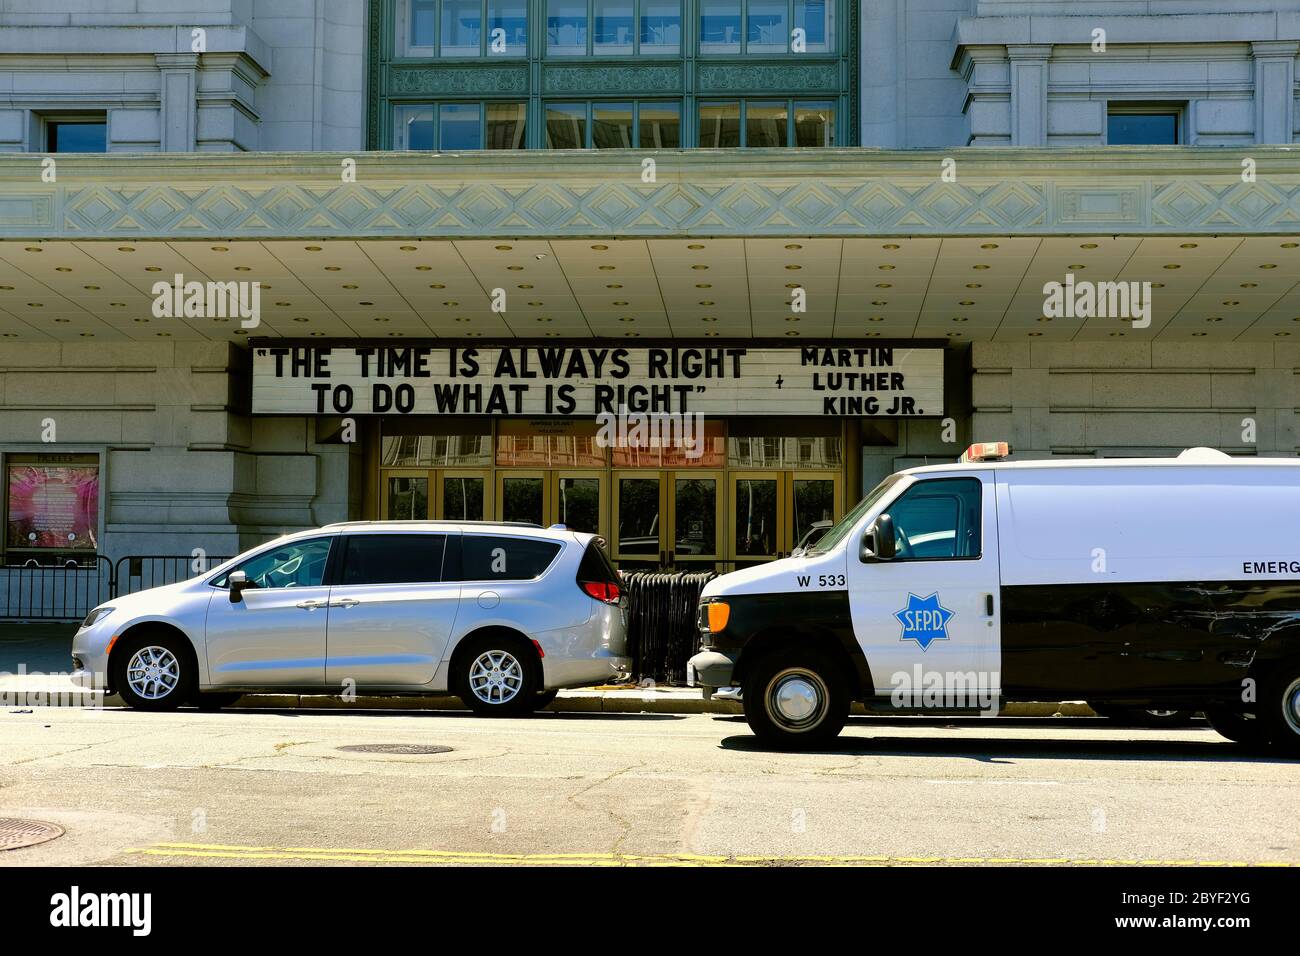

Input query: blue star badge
[894,592,955,651]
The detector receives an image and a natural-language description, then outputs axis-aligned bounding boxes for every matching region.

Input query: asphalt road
[2,704,1298,867]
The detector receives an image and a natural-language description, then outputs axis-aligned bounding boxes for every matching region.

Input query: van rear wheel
[1205,707,1268,747]
[1260,666,1300,754]
[742,647,848,749]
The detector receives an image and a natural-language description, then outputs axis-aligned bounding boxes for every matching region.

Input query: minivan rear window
[339,534,447,585]
[460,535,562,581]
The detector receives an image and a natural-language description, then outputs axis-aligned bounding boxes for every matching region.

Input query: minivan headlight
[81,606,115,628]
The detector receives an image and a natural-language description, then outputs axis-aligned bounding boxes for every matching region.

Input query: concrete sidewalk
[0,622,1095,717]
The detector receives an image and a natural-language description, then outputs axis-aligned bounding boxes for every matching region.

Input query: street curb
[226,693,1097,717]
[6,686,1097,718]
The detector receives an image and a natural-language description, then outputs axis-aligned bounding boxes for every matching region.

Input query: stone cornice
[0,147,1296,239]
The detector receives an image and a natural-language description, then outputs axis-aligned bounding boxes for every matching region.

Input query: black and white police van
[690,444,1300,750]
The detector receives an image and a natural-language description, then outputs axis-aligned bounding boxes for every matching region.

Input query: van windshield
[805,474,904,555]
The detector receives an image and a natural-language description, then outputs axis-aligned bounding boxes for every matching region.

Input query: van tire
[1259,664,1300,754]
[112,631,195,712]
[1205,707,1268,747]
[742,646,848,748]
[454,635,540,717]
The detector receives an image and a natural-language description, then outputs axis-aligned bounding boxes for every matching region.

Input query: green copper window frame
[543,99,683,147]
[699,0,833,56]
[368,0,858,148]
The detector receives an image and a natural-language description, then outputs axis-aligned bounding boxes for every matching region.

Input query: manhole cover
[336,744,453,755]
[0,818,64,851]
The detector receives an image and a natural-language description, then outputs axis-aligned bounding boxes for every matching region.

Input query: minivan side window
[886,478,982,560]
[339,534,447,586]
[214,537,333,589]
[460,535,562,581]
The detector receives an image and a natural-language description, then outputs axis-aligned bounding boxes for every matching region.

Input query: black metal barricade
[623,569,716,684]
[0,555,114,621]
[113,555,232,597]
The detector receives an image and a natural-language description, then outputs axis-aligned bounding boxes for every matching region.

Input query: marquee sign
[251,346,945,418]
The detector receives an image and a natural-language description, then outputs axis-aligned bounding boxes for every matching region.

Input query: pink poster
[6,465,99,551]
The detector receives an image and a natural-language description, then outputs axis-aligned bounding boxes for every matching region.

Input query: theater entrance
[372,417,851,573]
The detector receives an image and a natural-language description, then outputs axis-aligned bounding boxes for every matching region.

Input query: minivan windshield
[805,474,905,555]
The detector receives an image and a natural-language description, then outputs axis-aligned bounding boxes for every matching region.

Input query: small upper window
[339,534,447,586]
[1107,109,1180,145]
[47,118,107,153]
[460,535,562,580]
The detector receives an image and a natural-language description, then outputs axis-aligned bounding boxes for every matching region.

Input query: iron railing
[114,555,232,597]
[0,554,232,621]
[0,555,114,621]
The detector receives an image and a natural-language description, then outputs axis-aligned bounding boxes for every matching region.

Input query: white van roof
[902,447,1300,478]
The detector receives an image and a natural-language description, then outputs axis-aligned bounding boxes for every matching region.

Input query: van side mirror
[229,570,251,604]
[861,514,897,562]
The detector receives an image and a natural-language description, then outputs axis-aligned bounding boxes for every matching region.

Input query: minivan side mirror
[861,514,897,562]
[228,570,251,604]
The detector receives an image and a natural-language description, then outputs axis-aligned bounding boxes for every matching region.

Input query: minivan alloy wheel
[126,645,181,701]
[468,650,524,705]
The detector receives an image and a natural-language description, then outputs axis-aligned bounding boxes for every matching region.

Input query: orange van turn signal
[707,602,730,633]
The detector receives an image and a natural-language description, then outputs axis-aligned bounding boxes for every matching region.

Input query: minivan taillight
[581,580,621,604]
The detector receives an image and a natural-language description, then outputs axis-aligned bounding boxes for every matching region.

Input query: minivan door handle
[985,594,995,616]
[330,598,360,609]
[296,599,326,610]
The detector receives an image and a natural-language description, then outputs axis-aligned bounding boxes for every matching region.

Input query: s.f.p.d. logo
[894,593,955,651]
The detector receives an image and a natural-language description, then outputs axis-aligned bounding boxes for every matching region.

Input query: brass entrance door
[613,470,725,569]
[381,469,490,521]
[496,470,607,536]
[728,471,841,566]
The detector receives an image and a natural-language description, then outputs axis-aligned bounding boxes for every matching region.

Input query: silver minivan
[71,521,630,715]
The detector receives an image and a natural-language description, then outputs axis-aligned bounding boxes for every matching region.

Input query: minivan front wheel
[742,647,849,748]
[455,636,540,717]
[113,633,195,711]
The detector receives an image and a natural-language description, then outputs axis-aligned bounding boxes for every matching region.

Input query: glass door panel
[669,472,723,566]
[613,472,665,564]
[438,471,488,521]
[556,472,605,536]
[498,472,548,525]
[790,472,840,553]
[382,470,430,519]
[729,472,783,564]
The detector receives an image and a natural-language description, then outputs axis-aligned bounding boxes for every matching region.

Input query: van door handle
[296,599,326,610]
[985,594,995,616]
[330,598,360,609]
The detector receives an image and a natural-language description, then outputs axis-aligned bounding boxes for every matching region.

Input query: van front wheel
[742,647,848,748]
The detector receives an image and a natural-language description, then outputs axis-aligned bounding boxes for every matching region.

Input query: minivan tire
[742,645,849,748]
[112,631,196,711]
[454,635,541,717]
